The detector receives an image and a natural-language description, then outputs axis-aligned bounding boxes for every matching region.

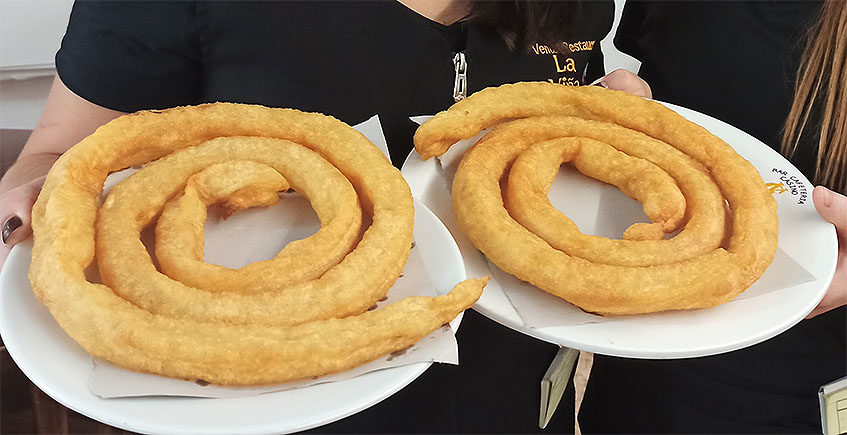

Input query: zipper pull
[453,52,467,102]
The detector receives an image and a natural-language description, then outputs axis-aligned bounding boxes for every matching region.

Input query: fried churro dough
[415,83,778,315]
[153,147,362,295]
[30,103,485,385]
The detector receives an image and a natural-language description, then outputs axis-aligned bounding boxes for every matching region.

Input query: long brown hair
[781,0,847,192]
[465,1,575,51]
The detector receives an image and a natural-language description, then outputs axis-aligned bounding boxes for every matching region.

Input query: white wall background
[0,0,639,132]
[0,0,73,130]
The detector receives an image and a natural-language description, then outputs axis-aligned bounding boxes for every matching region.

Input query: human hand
[807,186,847,318]
[593,68,652,99]
[1,176,47,269]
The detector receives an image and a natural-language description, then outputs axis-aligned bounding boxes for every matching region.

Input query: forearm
[1,77,125,194]
[0,152,60,195]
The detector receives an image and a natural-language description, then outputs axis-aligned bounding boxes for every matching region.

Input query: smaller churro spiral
[415,83,777,315]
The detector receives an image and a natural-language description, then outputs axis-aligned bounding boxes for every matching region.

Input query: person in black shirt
[0,1,654,433]
[53,0,617,167]
[579,2,847,433]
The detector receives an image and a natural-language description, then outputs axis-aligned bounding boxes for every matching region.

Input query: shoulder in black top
[613,0,822,181]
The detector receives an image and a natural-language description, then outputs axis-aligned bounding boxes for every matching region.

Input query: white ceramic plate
[0,200,465,434]
[402,101,837,359]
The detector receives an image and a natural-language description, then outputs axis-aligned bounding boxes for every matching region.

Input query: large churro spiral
[29,103,486,385]
[414,83,778,315]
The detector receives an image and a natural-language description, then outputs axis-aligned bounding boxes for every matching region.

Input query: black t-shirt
[55,1,614,433]
[57,0,612,167]
[580,2,846,434]
[614,0,823,181]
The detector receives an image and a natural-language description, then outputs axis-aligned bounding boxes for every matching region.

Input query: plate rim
[0,199,466,434]
[401,100,837,359]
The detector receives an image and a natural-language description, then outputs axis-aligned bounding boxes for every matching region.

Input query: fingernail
[2,216,22,245]
[594,81,609,89]
[818,186,834,207]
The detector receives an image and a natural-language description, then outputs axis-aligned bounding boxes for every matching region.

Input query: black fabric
[613,0,823,180]
[56,1,204,113]
[311,310,575,434]
[56,1,614,433]
[57,0,612,167]
[581,310,846,434]
[580,2,847,434]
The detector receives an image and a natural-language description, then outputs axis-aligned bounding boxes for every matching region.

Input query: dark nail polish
[2,216,22,245]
